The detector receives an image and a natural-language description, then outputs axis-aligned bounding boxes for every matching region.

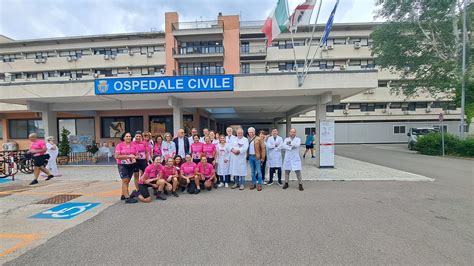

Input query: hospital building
[0,11,465,151]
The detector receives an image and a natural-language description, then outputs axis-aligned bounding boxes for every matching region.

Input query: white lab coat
[225,135,237,146]
[282,137,302,171]
[46,142,59,175]
[216,143,231,176]
[161,141,176,161]
[229,136,248,176]
[266,135,283,168]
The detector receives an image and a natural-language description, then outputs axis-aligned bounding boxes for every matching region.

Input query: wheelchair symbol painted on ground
[30,202,100,220]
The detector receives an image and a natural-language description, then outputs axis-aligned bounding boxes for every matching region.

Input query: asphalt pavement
[6,144,474,265]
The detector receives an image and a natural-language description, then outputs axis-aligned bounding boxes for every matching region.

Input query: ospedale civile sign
[94,75,234,95]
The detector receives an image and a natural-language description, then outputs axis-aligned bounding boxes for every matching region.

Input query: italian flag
[261,0,289,46]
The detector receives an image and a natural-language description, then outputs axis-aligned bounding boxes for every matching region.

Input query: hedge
[415,133,474,157]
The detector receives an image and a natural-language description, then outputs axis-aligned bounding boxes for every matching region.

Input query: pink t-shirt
[30,139,46,156]
[190,142,204,160]
[132,141,147,160]
[197,162,215,178]
[139,164,163,184]
[153,143,162,157]
[160,166,177,180]
[203,143,216,158]
[181,162,196,176]
[115,142,138,165]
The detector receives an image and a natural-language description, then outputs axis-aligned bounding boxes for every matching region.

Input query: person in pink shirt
[203,136,217,165]
[137,156,166,203]
[179,154,198,194]
[153,135,163,158]
[115,132,139,204]
[131,131,149,198]
[195,155,216,193]
[190,134,204,164]
[143,131,154,163]
[28,133,54,185]
[159,158,180,197]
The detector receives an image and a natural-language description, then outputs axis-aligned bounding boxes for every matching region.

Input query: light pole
[460,0,468,138]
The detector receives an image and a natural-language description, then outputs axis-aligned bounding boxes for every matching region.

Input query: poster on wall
[69,135,93,153]
[183,115,194,135]
[109,122,125,138]
[319,120,335,168]
[150,122,166,136]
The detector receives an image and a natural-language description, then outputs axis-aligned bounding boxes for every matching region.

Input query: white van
[407,127,439,150]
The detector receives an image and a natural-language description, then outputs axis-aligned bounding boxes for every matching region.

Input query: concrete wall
[219,15,240,74]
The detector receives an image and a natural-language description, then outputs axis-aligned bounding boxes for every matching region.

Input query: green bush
[415,133,474,157]
[58,127,71,157]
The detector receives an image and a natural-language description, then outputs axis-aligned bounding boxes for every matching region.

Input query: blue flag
[319,0,339,47]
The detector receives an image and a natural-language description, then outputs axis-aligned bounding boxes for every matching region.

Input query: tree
[58,127,71,157]
[370,0,472,99]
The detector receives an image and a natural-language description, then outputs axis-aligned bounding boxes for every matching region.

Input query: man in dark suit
[173,129,190,158]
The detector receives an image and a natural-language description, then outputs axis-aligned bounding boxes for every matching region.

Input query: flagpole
[302,0,323,76]
[286,0,299,78]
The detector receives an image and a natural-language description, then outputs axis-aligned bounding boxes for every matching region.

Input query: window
[406,102,416,111]
[240,41,249,53]
[333,38,346,45]
[378,80,388,87]
[58,118,95,140]
[349,103,360,110]
[8,119,44,139]
[304,127,316,135]
[375,103,387,109]
[390,103,402,109]
[349,60,361,66]
[241,63,250,74]
[393,126,406,134]
[199,116,208,133]
[179,62,223,75]
[326,105,335,112]
[178,41,223,55]
[433,125,448,133]
[360,103,375,112]
[101,117,143,138]
[415,102,428,109]
[0,120,3,139]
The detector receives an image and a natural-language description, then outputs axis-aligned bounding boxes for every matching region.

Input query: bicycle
[0,152,19,178]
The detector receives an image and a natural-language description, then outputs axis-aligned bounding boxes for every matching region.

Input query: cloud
[0,0,381,40]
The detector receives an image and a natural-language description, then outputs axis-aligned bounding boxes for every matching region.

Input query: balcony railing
[172,20,223,31]
[240,45,267,55]
[240,20,265,28]
[173,46,224,55]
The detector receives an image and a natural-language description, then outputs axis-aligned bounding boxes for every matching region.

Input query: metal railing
[173,46,224,55]
[172,20,223,31]
[240,20,265,28]
[240,45,267,55]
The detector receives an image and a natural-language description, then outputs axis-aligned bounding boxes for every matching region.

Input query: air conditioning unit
[147,52,153,58]
[67,56,72,62]
[327,45,334,50]
[129,50,134,56]
[104,54,110,60]
[425,107,431,113]
[71,55,77,61]
[381,109,387,113]
[4,73,12,82]
[160,68,165,74]
[343,110,349,115]
[340,65,346,70]
[93,73,99,78]
[368,89,375,94]
[128,71,133,76]
[41,58,47,63]
[34,58,41,63]
[111,54,116,60]
[354,42,361,49]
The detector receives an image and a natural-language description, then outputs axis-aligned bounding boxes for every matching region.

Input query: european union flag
[320,0,339,48]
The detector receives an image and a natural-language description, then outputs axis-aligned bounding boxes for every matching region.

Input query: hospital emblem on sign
[97,80,109,93]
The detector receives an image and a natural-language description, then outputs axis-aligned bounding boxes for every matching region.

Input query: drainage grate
[36,194,82,204]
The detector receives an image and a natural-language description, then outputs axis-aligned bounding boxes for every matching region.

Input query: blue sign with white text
[94,75,234,95]
[30,202,100,220]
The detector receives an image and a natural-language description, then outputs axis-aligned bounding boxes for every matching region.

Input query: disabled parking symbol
[30,202,100,220]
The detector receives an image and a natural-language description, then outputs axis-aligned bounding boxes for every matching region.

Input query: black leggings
[269,167,282,183]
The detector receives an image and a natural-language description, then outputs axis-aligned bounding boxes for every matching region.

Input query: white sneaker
[218,183,224,188]
[225,183,229,188]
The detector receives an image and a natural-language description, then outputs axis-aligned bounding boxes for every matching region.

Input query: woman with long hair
[159,157,180,197]
[131,131,149,197]
[115,132,138,204]
[161,132,176,162]
[153,135,163,158]
[190,134,204,164]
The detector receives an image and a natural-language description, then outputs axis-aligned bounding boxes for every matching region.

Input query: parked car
[407,127,439,150]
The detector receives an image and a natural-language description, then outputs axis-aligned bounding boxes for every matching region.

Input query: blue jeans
[233,176,245,185]
[249,155,263,185]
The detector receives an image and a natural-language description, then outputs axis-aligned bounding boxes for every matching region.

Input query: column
[315,103,326,168]
[173,106,182,133]
[42,110,58,140]
[143,114,149,132]
[285,115,291,137]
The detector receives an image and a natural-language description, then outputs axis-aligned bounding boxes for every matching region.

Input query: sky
[0,0,383,40]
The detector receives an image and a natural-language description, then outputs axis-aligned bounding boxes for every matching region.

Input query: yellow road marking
[0,233,40,257]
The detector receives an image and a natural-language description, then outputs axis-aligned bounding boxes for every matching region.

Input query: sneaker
[278,181,283,186]
[156,194,167,200]
[164,190,168,195]
[218,183,224,188]
[283,183,289,189]
[239,184,245,190]
[129,190,138,198]
[231,183,239,189]
[120,195,126,201]
[125,198,138,204]
[188,188,195,194]
[172,192,179,197]
[257,185,262,191]
[250,184,256,190]
[224,183,229,188]
[299,184,304,191]
[195,189,201,194]
[303,154,306,158]
[213,183,218,189]
[207,187,212,191]
[311,156,316,158]
[29,180,39,185]
[181,186,186,192]
[266,181,273,186]
[153,189,158,196]
[45,175,54,181]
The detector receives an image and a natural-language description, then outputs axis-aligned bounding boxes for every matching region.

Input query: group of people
[115,127,305,204]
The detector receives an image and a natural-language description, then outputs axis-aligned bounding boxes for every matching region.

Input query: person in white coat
[266,128,283,186]
[229,128,248,190]
[45,136,60,176]
[225,127,237,145]
[216,135,231,188]
[282,128,304,191]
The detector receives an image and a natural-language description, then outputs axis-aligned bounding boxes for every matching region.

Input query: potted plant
[87,142,99,163]
[57,127,71,165]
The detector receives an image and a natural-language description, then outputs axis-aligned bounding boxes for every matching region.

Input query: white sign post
[319,120,335,168]
[439,113,445,156]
